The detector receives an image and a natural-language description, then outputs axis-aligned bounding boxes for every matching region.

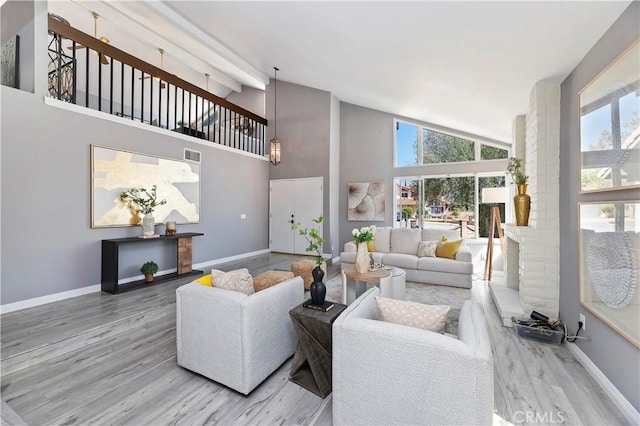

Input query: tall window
[395,119,509,167]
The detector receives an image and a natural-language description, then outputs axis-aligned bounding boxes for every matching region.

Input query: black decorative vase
[309,266,326,305]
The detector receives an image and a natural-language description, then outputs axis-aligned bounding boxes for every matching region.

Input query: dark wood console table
[101,232,204,294]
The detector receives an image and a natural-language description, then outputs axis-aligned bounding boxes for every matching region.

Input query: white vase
[142,213,155,236]
[355,242,369,273]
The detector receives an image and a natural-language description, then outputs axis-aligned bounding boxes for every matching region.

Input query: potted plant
[352,225,376,273]
[140,261,159,283]
[120,185,167,236]
[291,216,326,305]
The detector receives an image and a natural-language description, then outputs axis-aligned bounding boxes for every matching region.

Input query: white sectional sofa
[340,227,473,288]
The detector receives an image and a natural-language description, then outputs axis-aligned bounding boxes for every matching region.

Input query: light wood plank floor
[1,253,627,425]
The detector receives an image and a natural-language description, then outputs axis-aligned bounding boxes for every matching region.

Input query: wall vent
[184,149,201,163]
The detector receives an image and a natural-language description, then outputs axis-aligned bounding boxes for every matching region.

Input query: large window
[393,174,506,238]
[395,119,509,167]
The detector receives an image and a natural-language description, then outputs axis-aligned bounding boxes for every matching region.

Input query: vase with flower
[352,225,376,273]
[506,157,530,226]
[291,216,327,305]
[120,185,167,237]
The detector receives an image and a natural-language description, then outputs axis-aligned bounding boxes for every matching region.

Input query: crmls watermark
[513,411,566,424]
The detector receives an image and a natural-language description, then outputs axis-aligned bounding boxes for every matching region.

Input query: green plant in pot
[141,261,159,283]
[291,216,326,305]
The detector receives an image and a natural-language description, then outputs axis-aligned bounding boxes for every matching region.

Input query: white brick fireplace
[490,82,561,326]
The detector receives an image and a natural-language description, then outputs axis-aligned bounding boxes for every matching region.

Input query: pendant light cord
[273,67,279,138]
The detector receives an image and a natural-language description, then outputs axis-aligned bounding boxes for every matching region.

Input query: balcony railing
[47,15,267,156]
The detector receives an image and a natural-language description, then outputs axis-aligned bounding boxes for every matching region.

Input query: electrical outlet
[579,313,586,331]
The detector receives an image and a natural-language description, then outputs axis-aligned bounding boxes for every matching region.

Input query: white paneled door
[270,177,323,255]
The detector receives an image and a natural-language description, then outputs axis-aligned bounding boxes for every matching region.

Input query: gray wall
[559,2,640,411]
[1,0,35,93]
[1,88,269,305]
[266,79,336,254]
[226,85,265,117]
[338,102,508,250]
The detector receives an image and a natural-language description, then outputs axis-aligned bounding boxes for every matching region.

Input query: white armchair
[332,287,494,425]
[176,276,304,394]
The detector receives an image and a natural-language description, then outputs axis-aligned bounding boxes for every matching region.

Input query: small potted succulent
[140,261,159,283]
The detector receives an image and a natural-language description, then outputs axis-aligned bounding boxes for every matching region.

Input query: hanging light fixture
[270,66,281,166]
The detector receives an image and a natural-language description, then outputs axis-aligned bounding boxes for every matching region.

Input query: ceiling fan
[139,48,167,89]
[67,12,110,65]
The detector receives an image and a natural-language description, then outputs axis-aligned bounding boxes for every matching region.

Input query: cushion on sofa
[211,268,255,295]
[366,240,375,252]
[373,227,391,253]
[375,296,450,334]
[390,228,422,255]
[194,274,213,287]
[417,240,439,257]
[380,253,419,269]
[417,256,474,274]
[436,239,463,259]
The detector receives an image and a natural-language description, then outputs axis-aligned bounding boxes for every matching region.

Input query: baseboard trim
[1,249,272,314]
[194,249,271,270]
[0,285,101,314]
[566,342,639,424]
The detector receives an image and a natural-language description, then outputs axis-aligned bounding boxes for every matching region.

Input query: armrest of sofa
[455,244,472,262]
[242,276,304,358]
[343,240,357,252]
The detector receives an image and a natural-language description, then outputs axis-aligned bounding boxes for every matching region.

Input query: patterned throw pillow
[211,268,255,295]
[417,240,439,257]
[253,270,294,292]
[375,296,450,334]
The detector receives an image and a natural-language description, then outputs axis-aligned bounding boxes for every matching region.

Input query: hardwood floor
[0,253,627,425]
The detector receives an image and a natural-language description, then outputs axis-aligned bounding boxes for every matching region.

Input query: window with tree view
[395,119,508,167]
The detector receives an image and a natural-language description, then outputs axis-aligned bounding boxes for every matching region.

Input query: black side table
[289,302,347,398]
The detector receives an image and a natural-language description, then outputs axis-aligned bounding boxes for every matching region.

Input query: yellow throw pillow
[367,239,375,252]
[436,239,463,259]
[194,274,213,287]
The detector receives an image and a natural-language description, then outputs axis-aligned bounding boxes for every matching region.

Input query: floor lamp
[482,187,508,281]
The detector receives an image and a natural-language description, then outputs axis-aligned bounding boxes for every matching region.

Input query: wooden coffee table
[341,265,406,304]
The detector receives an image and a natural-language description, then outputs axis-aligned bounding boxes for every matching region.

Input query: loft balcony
[47,14,267,156]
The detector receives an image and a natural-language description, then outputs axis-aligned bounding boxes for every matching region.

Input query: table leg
[342,272,356,304]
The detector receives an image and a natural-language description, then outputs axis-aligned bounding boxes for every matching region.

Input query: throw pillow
[366,239,375,252]
[211,268,255,295]
[253,270,294,292]
[194,274,213,287]
[375,296,450,334]
[417,240,438,257]
[436,239,463,259]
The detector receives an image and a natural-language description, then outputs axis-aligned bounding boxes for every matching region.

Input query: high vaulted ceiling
[48,1,632,144]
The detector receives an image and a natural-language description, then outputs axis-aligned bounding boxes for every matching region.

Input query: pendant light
[270,66,281,166]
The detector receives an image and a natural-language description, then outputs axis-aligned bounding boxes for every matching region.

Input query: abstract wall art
[348,181,385,221]
[91,145,200,228]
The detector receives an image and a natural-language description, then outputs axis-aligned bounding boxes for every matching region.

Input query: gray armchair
[332,287,494,425]
[176,276,304,394]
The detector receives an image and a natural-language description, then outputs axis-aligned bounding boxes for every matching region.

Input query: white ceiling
[48,1,632,144]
